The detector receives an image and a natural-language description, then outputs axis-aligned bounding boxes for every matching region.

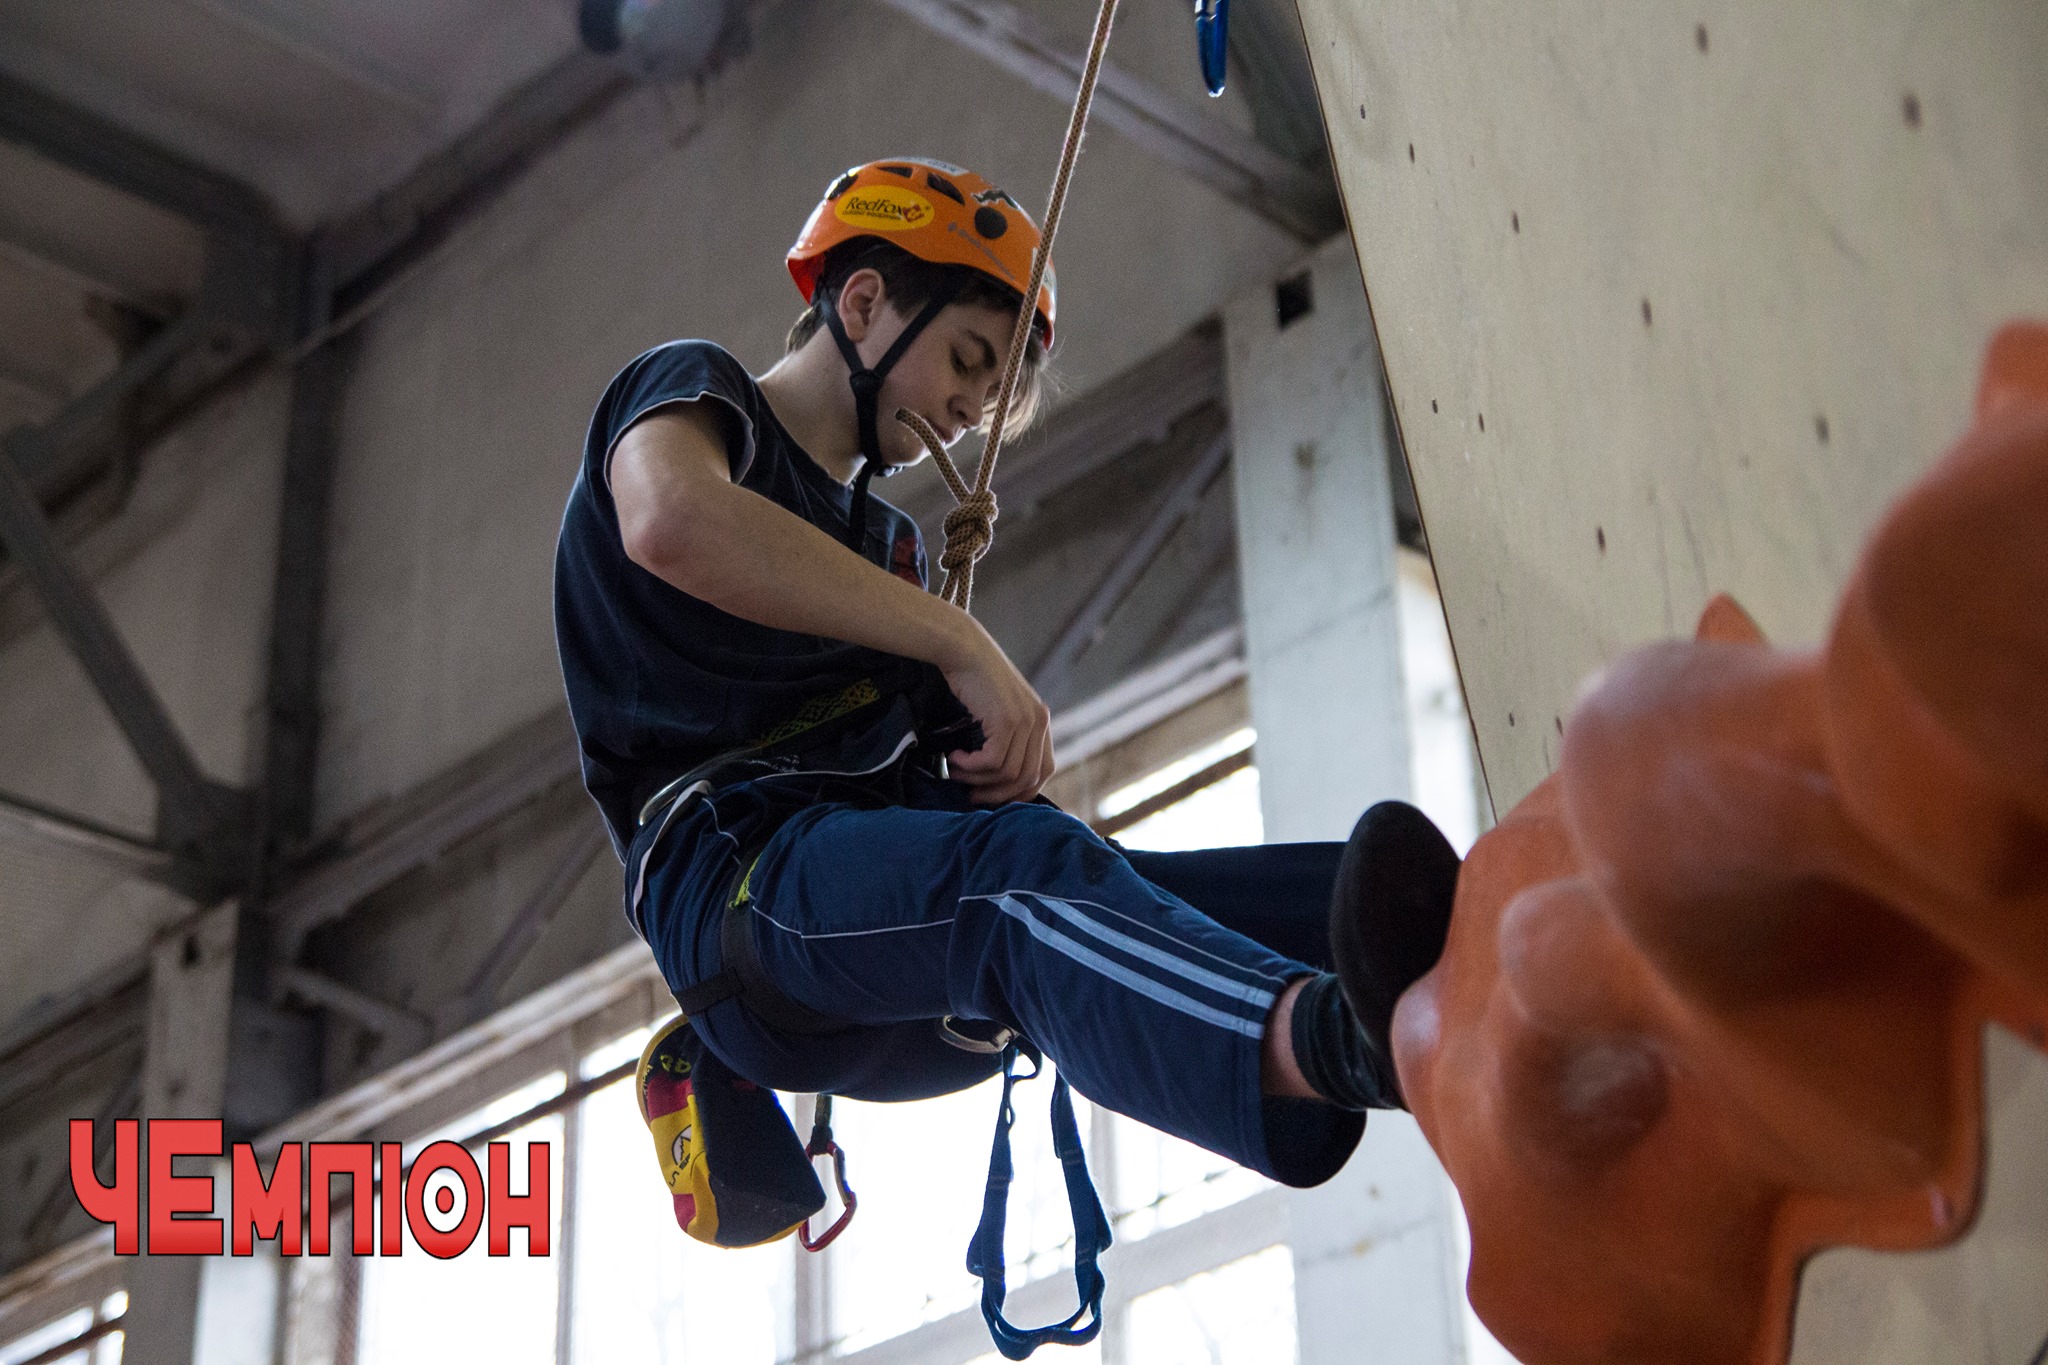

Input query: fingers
[937,643,1053,805]
[952,702,1052,806]
[954,740,1028,804]
[951,761,1020,806]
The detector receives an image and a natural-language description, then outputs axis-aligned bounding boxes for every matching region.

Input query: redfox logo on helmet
[835,187,934,231]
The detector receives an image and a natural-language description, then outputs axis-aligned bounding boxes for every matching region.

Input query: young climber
[552,157,1459,1205]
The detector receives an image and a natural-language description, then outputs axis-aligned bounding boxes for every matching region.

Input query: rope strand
[897,0,1121,612]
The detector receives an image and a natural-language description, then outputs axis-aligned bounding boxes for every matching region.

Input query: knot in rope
[883,0,1114,615]
[940,490,999,577]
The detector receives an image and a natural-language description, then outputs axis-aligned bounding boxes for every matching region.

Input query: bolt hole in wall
[1274,272,1313,330]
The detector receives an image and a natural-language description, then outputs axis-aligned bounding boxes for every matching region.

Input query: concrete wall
[1226,240,1474,1365]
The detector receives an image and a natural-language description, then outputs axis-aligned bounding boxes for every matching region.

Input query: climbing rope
[897,0,1122,613]
[889,9,1127,1356]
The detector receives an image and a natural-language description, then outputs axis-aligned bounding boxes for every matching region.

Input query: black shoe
[1328,801,1461,1107]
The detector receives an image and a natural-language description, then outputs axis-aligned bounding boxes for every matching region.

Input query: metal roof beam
[0,981,144,1130]
[3,306,214,495]
[0,227,178,321]
[870,0,1341,241]
[0,440,246,886]
[316,52,629,337]
[269,707,582,958]
[448,818,611,1030]
[1031,419,1231,700]
[255,336,353,878]
[0,788,173,883]
[274,967,430,1051]
[0,73,278,246]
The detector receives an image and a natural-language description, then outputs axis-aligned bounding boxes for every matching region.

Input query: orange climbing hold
[1395,322,2048,1365]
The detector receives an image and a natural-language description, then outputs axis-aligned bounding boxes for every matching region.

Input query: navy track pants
[630,775,1363,1186]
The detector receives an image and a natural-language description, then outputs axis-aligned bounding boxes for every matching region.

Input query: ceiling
[0,0,580,228]
[0,0,589,499]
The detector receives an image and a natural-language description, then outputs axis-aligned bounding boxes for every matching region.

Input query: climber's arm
[610,406,1053,802]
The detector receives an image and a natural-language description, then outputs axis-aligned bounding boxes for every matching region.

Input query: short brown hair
[787,238,1051,434]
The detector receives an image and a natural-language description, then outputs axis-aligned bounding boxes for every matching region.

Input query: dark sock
[1289,972,1402,1110]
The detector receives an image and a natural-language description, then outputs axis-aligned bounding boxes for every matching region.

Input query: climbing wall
[1290,4,2048,1362]
[1291,0,2048,809]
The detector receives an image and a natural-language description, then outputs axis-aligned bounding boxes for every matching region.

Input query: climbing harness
[969,1042,1115,1360]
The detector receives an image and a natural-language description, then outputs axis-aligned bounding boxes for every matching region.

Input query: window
[355,1075,566,1365]
[569,1029,791,1365]
[1123,1245,1296,1365]
[1100,727,1261,853]
[826,1074,1085,1355]
[0,1292,125,1365]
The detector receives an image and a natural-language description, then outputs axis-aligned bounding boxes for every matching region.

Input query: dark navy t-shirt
[553,340,953,852]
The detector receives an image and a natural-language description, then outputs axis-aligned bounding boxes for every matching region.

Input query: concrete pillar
[1224,238,1471,1365]
[1225,235,1411,841]
[125,902,241,1365]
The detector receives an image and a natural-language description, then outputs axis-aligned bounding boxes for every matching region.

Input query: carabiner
[799,1140,857,1251]
[800,1095,858,1252]
[1193,0,1229,96]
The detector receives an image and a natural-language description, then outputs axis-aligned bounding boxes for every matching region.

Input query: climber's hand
[938,622,1055,805]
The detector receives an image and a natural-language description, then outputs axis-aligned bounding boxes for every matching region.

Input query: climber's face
[834,271,1015,467]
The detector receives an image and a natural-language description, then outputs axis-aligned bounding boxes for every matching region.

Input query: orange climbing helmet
[787,157,1056,348]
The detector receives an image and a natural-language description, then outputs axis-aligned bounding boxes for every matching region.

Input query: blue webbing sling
[967,1042,1114,1360]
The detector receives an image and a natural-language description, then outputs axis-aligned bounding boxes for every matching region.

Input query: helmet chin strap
[822,282,959,550]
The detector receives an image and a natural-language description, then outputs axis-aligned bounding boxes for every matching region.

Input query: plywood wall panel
[1293,0,2048,806]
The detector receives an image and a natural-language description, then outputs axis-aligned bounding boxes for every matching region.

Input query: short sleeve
[598,341,759,489]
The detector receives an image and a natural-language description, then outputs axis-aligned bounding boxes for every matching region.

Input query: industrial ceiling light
[578,0,734,80]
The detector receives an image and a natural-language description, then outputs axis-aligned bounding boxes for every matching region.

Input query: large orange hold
[1396,323,2048,1365]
